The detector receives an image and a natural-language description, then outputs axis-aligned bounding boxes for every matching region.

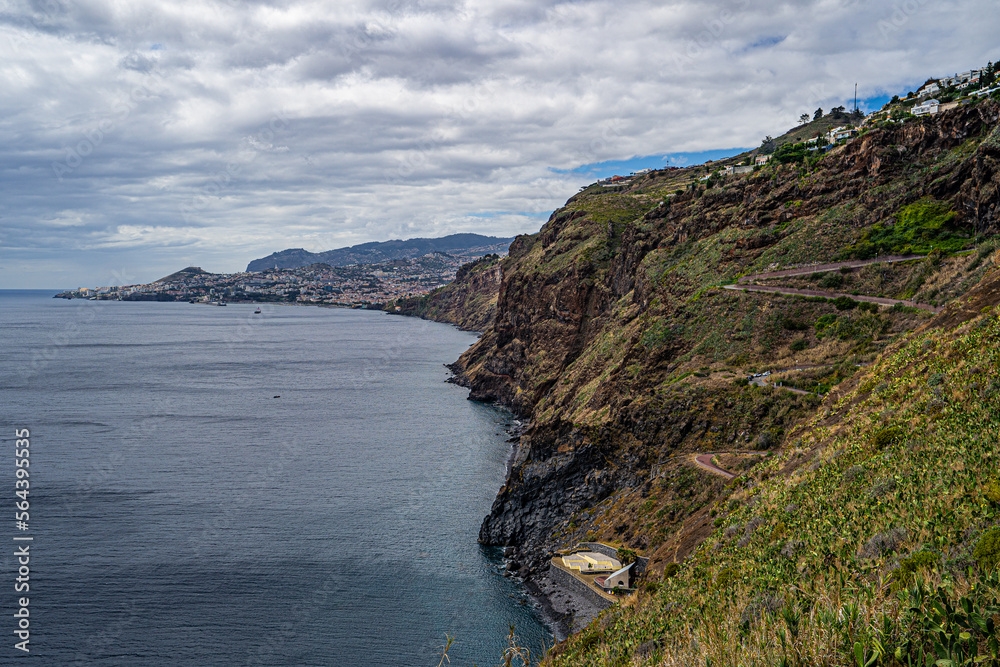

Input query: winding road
[693,452,768,479]
[722,254,942,313]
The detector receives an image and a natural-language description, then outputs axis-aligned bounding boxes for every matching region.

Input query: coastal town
[55,251,502,307]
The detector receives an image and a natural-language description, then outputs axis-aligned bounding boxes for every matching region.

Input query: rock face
[391,254,504,331]
[418,103,1000,577]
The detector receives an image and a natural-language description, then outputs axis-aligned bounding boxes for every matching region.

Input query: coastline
[493,422,611,646]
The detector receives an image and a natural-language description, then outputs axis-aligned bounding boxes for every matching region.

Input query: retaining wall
[548,561,615,612]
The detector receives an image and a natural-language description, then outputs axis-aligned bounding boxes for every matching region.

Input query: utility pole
[855,83,858,113]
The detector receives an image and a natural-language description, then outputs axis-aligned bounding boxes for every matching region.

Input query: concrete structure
[561,551,620,574]
[573,542,650,578]
[723,164,754,176]
[755,154,772,166]
[828,126,858,142]
[595,563,634,591]
[912,99,940,116]
[548,559,615,609]
[918,81,940,97]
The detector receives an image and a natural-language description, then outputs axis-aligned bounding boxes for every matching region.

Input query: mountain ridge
[246,233,514,272]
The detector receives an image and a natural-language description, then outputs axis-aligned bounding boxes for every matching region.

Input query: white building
[595,563,634,591]
[912,99,940,116]
[755,154,772,166]
[827,126,857,143]
[918,81,941,97]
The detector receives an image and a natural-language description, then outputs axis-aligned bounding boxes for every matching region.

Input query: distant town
[55,250,503,308]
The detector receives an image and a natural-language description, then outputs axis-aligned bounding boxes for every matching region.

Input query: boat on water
[254,307,261,314]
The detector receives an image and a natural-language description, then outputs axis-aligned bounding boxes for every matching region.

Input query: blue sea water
[0,291,550,665]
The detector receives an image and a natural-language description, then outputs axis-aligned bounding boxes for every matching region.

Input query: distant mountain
[246,234,515,272]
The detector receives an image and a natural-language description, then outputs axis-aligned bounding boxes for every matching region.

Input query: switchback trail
[735,254,925,283]
[693,452,768,479]
[722,283,941,312]
[723,254,943,312]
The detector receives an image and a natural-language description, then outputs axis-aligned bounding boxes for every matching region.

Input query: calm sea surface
[0,291,549,665]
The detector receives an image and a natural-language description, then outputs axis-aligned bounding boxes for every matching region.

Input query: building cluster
[58,252,489,307]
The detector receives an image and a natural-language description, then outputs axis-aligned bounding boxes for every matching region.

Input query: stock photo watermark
[12,428,33,654]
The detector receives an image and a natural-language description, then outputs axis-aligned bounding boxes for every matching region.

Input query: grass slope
[546,268,1000,666]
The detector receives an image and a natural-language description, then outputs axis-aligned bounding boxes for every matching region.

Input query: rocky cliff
[390,254,503,331]
[400,102,1000,657]
[444,102,1000,572]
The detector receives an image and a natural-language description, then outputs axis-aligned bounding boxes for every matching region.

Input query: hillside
[390,254,503,331]
[402,100,1000,663]
[155,266,214,283]
[245,233,513,271]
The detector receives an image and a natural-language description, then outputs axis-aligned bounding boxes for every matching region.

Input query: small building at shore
[595,563,634,591]
[561,551,620,574]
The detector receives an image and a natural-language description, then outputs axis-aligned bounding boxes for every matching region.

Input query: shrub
[891,551,938,588]
[644,581,661,594]
[859,527,907,559]
[868,477,897,499]
[618,547,637,565]
[790,338,809,351]
[782,317,808,331]
[833,295,858,310]
[873,426,901,448]
[716,568,737,588]
[663,562,680,578]
[974,527,1000,572]
[819,273,844,289]
[985,479,1000,505]
[844,198,967,258]
[815,313,838,332]
[770,521,787,541]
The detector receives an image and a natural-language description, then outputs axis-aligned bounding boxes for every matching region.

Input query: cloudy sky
[1,0,996,288]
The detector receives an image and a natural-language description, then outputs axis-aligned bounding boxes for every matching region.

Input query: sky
[0,0,997,288]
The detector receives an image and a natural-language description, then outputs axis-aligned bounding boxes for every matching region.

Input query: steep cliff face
[452,102,1000,578]
[391,254,503,331]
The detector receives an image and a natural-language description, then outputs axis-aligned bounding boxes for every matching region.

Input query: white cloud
[0,0,997,287]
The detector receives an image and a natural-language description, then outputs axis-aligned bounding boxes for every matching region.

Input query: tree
[851,108,864,122]
[799,113,810,125]
[831,105,847,118]
[759,135,776,155]
[814,108,823,120]
[890,95,900,104]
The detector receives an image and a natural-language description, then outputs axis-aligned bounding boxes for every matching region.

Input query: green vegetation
[975,528,1000,573]
[845,199,968,258]
[548,304,1000,667]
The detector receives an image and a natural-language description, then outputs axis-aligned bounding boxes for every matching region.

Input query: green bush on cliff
[844,198,967,258]
[975,527,1000,572]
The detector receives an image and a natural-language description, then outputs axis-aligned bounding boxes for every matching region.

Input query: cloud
[0,0,997,287]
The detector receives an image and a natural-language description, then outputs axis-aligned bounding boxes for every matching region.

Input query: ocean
[0,291,550,665]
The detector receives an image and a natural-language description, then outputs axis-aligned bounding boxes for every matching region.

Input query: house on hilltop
[912,99,940,116]
[918,80,941,97]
